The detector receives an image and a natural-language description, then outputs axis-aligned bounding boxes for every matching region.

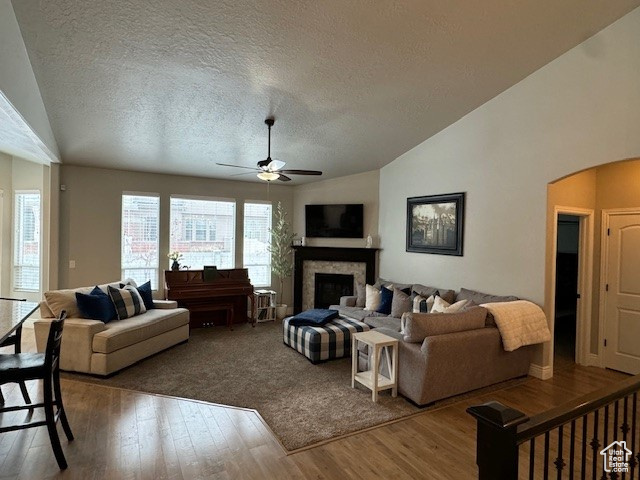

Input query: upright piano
[164,268,255,328]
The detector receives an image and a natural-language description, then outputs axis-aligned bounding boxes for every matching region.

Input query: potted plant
[268,202,295,319]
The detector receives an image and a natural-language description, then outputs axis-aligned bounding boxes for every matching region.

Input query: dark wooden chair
[0,310,74,469]
[0,297,31,405]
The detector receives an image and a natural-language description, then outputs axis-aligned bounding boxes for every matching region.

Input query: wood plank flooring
[0,326,630,479]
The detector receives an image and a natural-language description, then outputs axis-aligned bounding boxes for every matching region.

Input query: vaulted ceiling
[11,0,640,183]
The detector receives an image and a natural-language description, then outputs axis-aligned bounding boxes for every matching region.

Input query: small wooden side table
[351,330,398,402]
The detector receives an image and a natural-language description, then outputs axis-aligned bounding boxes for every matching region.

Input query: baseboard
[529,363,553,380]
[586,353,602,367]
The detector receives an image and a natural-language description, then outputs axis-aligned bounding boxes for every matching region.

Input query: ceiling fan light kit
[257,171,280,181]
[216,117,323,182]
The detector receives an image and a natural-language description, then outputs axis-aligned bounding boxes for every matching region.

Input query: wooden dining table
[0,299,39,345]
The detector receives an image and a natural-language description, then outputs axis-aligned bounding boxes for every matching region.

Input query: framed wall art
[406,192,465,255]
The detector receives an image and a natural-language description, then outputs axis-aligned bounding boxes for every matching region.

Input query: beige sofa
[33,282,190,376]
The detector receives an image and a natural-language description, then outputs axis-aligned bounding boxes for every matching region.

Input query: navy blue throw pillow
[288,309,339,326]
[136,281,155,310]
[76,287,117,323]
[120,280,154,310]
[377,287,394,315]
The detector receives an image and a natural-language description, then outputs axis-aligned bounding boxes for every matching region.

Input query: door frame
[598,208,640,368]
[550,206,594,370]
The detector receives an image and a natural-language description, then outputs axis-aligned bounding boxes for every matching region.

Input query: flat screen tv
[305,204,364,238]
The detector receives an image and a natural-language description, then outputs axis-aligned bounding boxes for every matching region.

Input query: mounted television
[305,204,364,238]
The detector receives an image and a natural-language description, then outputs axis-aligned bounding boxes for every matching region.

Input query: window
[14,192,40,291]
[243,202,272,286]
[122,194,160,289]
[170,197,235,269]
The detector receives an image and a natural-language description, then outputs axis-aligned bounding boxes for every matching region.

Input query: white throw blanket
[481,300,551,351]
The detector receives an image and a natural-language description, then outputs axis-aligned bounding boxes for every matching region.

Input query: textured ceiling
[11,0,640,183]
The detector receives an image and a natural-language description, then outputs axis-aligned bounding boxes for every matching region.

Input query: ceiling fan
[217,118,322,182]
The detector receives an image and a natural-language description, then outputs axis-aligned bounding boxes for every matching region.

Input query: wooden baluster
[581,415,588,480]
[592,409,600,479]
[530,437,536,480]
[555,424,565,479]
[569,420,576,480]
[632,393,638,479]
[544,431,550,480]
[602,405,610,480]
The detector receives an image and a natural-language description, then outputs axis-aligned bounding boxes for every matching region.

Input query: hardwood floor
[0,326,629,480]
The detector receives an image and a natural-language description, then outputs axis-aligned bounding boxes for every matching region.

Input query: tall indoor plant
[269,202,295,319]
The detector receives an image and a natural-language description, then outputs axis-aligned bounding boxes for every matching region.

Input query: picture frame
[406,192,465,256]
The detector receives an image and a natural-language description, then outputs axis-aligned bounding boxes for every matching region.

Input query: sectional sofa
[331,283,536,406]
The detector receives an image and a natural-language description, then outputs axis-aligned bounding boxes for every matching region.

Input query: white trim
[170,193,236,203]
[122,191,160,198]
[586,353,602,367]
[529,363,553,380]
[598,208,640,370]
[549,206,595,375]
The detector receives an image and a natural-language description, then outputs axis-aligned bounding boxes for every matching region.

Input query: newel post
[467,401,529,480]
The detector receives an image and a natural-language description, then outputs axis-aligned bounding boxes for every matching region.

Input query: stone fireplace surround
[292,247,378,314]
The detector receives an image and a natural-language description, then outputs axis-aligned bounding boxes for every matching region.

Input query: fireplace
[314,273,354,309]
[293,246,378,313]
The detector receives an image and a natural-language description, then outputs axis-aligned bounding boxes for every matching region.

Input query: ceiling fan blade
[216,163,260,171]
[229,171,258,177]
[278,169,323,176]
[276,174,292,182]
[268,159,286,171]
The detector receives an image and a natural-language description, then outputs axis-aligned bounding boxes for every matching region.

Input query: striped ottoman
[283,316,370,363]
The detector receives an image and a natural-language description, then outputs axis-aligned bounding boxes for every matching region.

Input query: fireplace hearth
[314,273,354,309]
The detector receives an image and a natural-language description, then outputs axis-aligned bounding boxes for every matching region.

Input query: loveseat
[33,281,190,376]
[332,283,536,406]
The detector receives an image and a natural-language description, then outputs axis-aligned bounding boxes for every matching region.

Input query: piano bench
[205,303,235,330]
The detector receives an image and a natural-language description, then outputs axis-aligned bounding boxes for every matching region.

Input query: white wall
[0,0,58,158]
[292,170,379,248]
[379,7,640,368]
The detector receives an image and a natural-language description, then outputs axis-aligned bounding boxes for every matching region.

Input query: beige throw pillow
[402,307,488,343]
[365,284,381,311]
[412,294,435,313]
[391,288,412,318]
[430,296,469,313]
[45,287,94,318]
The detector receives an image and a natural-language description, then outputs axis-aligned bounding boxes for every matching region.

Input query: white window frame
[121,192,160,290]
[13,190,41,292]
[243,200,272,288]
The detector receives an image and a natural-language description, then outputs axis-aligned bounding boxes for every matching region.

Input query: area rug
[62,321,522,451]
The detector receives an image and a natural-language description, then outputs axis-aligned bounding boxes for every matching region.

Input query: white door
[604,213,640,374]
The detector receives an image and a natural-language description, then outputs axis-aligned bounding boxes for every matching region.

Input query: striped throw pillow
[108,285,147,320]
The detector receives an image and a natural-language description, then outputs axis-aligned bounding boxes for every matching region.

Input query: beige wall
[292,170,379,248]
[0,153,11,295]
[378,8,640,371]
[58,165,295,304]
[546,169,596,354]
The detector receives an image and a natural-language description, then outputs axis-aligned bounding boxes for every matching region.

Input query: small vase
[171,260,180,271]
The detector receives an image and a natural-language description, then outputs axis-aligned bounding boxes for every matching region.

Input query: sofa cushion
[402,306,488,343]
[412,284,456,304]
[391,288,412,318]
[455,288,519,304]
[45,287,94,318]
[135,281,155,310]
[92,308,189,354]
[75,287,117,323]
[411,292,434,313]
[363,315,402,332]
[376,286,394,314]
[365,284,381,311]
[333,306,384,322]
[431,296,469,313]
[108,285,147,320]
